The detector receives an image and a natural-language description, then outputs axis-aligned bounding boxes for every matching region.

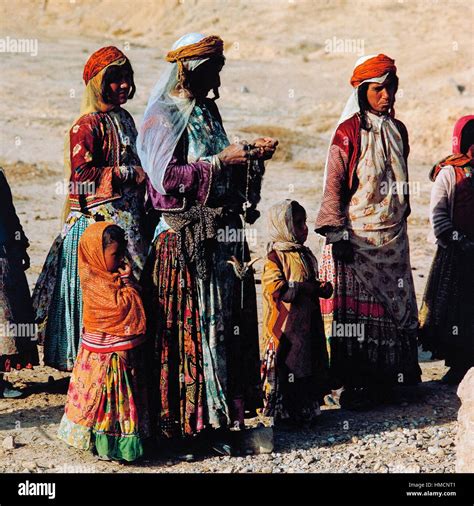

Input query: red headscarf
[78,221,146,336]
[350,54,397,88]
[452,115,474,154]
[83,46,127,85]
[430,115,474,180]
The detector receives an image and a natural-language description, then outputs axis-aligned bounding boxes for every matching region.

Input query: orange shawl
[78,221,146,336]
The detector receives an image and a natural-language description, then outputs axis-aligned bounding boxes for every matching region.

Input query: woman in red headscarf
[32,47,148,371]
[315,55,421,409]
[420,115,474,384]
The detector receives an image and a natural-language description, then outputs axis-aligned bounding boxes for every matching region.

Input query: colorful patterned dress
[142,98,262,439]
[33,108,148,371]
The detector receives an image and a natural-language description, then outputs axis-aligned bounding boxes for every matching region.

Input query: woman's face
[106,66,133,106]
[366,77,397,114]
[104,241,125,272]
[187,58,224,99]
[292,209,308,244]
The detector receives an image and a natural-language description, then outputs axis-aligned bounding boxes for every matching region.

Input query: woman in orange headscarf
[420,116,474,384]
[57,221,149,462]
[32,46,148,372]
[315,54,420,409]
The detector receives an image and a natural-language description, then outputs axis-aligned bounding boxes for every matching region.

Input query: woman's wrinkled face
[107,66,132,106]
[187,58,224,99]
[104,241,125,272]
[366,76,397,114]
[292,209,308,244]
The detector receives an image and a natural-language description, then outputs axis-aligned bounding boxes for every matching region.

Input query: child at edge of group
[260,199,333,428]
[0,168,39,398]
[57,221,149,462]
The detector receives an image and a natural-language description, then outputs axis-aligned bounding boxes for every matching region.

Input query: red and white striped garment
[81,329,146,353]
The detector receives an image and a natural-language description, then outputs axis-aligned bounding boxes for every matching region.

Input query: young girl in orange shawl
[58,221,149,462]
[261,200,332,427]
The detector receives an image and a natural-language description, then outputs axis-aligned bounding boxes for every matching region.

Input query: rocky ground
[0,357,459,474]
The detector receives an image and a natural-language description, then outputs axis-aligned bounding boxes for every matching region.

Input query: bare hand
[252,137,278,160]
[134,166,146,185]
[217,144,248,166]
[118,262,132,278]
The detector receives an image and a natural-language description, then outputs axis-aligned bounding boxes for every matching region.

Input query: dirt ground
[0,0,472,474]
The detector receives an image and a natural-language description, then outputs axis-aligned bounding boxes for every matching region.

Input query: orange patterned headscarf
[165,35,224,64]
[78,222,146,336]
[350,54,397,88]
[83,46,127,85]
[165,35,224,90]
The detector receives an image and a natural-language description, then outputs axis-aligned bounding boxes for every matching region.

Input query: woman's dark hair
[357,72,399,131]
[101,60,136,103]
[460,120,474,154]
[102,225,127,251]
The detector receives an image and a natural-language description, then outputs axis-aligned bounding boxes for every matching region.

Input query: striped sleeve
[430,167,454,242]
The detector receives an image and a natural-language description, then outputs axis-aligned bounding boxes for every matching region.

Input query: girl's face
[107,67,132,106]
[293,209,308,244]
[104,241,125,272]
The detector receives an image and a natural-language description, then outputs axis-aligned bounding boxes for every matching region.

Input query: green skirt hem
[93,432,144,462]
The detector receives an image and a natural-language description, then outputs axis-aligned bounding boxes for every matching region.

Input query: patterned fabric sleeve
[161,154,217,205]
[70,115,114,198]
[315,142,350,238]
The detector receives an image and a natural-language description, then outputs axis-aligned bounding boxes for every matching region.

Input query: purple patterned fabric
[146,155,213,211]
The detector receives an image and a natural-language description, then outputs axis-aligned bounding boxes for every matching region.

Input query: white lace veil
[137,33,211,195]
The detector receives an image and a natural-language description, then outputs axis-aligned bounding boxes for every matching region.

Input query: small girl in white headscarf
[260,199,332,427]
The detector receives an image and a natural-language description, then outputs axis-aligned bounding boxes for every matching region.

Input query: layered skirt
[58,344,149,462]
[319,245,421,388]
[419,244,474,370]
[141,216,262,439]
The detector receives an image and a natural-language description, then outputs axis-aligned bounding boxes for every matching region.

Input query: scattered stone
[2,436,16,450]
[428,446,445,458]
[22,461,37,471]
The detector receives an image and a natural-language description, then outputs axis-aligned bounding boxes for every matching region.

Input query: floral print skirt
[57,343,149,462]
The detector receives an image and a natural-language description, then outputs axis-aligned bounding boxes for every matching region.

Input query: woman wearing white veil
[315,54,420,410]
[138,33,277,449]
